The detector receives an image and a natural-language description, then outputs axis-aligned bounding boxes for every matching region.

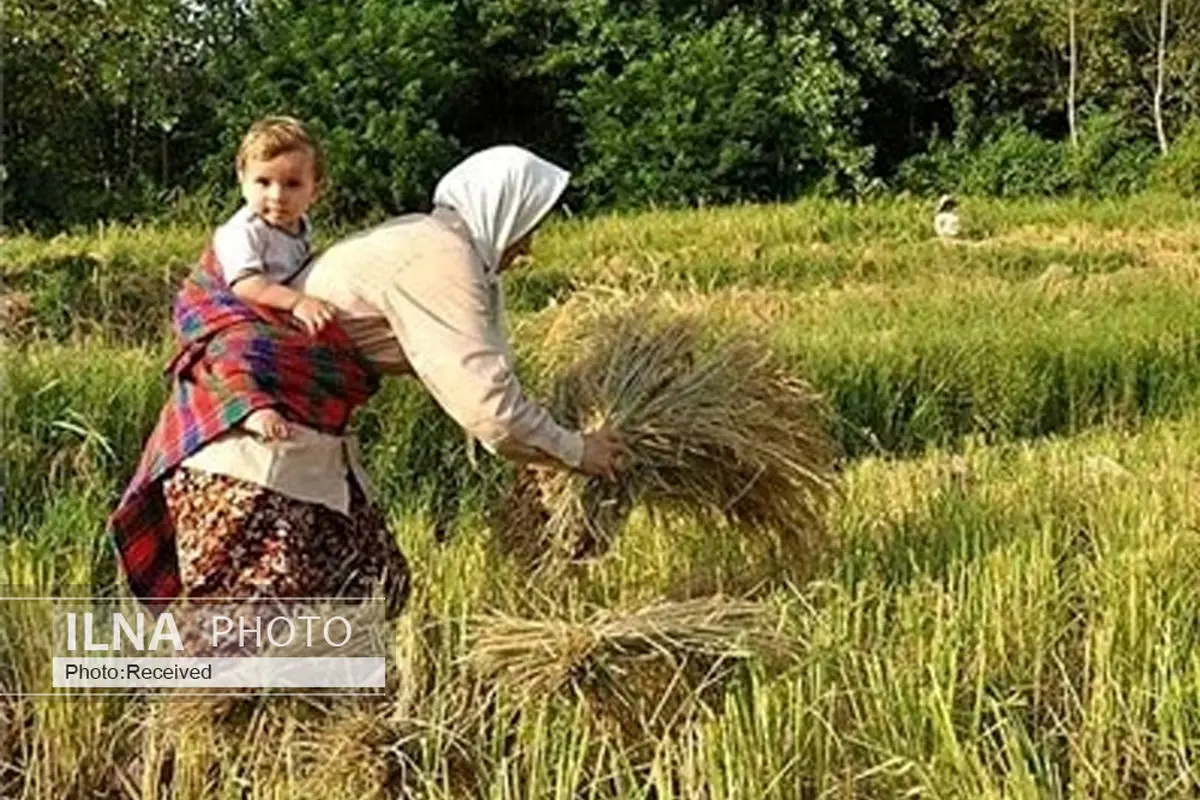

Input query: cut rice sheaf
[494,292,840,571]
[467,597,792,739]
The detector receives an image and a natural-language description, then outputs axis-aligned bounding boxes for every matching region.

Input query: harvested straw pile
[494,292,839,570]
[0,690,17,795]
[468,597,789,738]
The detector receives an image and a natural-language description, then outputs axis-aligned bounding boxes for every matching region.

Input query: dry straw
[494,291,839,571]
[467,597,791,738]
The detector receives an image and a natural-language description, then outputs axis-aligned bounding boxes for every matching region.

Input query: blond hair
[235,116,325,185]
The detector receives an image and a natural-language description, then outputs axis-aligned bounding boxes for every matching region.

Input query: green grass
[7,263,1200,535]
[6,193,1200,343]
[5,413,1200,797]
[6,194,1200,797]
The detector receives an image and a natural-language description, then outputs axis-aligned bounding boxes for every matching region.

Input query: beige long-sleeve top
[181,209,583,512]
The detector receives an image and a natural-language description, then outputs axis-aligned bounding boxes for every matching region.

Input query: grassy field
[4,195,1200,797]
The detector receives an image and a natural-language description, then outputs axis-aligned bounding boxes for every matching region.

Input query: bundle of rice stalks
[0,689,20,796]
[495,292,839,570]
[467,597,790,739]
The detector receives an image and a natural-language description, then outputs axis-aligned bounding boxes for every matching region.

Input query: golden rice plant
[0,691,19,797]
[467,597,790,740]
[496,291,839,570]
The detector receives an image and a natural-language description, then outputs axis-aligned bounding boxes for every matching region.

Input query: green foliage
[892,138,961,196]
[950,0,1069,136]
[1153,119,1200,195]
[203,0,469,219]
[893,124,1070,198]
[960,123,1071,197]
[571,13,867,207]
[897,113,1159,198]
[2,0,217,227]
[4,0,1200,226]
[1067,111,1158,196]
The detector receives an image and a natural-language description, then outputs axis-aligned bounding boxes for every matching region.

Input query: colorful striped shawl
[108,249,380,604]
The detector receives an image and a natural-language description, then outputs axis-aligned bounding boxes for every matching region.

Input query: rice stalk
[0,690,20,798]
[497,292,839,571]
[469,598,784,701]
[467,597,790,741]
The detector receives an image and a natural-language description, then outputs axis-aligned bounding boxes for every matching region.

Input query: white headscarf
[432,145,570,274]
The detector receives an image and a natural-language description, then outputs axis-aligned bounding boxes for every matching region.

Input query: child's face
[239,149,319,232]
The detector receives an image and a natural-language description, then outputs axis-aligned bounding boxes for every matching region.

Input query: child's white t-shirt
[212,206,312,287]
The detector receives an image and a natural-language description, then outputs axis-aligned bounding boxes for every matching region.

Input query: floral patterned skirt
[162,467,410,617]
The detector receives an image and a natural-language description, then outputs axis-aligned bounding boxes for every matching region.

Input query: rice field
[4,194,1200,798]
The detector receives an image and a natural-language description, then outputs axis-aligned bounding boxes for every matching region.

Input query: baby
[212,116,336,441]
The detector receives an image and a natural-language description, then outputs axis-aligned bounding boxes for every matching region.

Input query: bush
[960,123,1070,197]
[570,13,867,208]
[1152,119,1200,196]
[1067,111,1157,197]
[894,118,1155,199]
[892,139,960,197]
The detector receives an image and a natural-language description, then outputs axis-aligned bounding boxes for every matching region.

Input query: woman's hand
[292,295,336,336]
[578,428,626,480]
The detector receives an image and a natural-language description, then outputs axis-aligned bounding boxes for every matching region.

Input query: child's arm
[232,277,335,336]
[231,274,301,311]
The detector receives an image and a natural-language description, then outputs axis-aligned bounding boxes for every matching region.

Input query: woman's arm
[371,253,585,469]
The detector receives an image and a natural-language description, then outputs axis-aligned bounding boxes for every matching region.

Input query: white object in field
[934,210,960,239]
[934,194,960,239]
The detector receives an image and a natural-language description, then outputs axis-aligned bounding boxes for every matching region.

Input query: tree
[1068,0,1080,147]
[1144,0,1200,152]
[568,11,868,207]
[203,0,470,218]
[3,0,215,226]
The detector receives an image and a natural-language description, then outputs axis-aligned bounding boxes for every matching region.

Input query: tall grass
[7,196,1200,797]
[6,193,1200,343]
[7,267,1200,538]
[4,411,1200,796]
